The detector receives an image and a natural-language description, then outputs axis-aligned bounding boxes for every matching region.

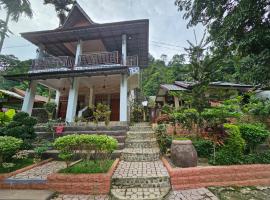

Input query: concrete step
[0,189,54,200]
[125,139,158,148]
[111,187,171,200]
[121,148,160,162]
[129,126,153,132]
[127,131,155,140]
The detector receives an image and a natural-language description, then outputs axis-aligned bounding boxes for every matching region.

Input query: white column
[88,86,94,107]
[75,40,82,66]
[37,45,45,59]
[122,34,127,65]
[55,90,61,117]
[66,77,79,122]
[120,74,128,122]
[21,80,37,115]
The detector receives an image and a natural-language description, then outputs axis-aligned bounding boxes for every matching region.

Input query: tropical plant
[238,123,270,153]
[43,0,75,26]
[154,124,172,154]
[93,103,111,126]
[0,109,15,126]
[192,138,213,158]
[2,112,37,149]
[156,114,171,125]
[0,136,22,165]
[43,102,57,120]
[0,0,33,52]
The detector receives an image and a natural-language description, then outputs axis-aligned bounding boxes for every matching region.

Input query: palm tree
[43,0,75,26]
[0,0,33,53]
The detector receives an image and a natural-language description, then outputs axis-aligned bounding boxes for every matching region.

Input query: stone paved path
[165,188,219,200]
[52,194,110,200]
[110,123,171,200]
[0,189,54,200]
[6,161,66,184]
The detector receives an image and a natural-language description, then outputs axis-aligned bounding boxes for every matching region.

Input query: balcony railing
[30,56,75,73]
[29,51,138,73]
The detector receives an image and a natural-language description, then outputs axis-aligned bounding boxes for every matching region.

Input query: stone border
[47,158,120,195]
[162,157,270,190]
[0,158,53,189]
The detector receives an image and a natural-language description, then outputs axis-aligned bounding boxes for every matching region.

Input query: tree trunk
[0,11,10,53]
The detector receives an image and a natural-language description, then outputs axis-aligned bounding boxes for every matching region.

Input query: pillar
[122,34,127,65]
[88,86,94,107]
[120,74,128,122]
[55,90,60,118]
[21,81,37,115]
[66,77,79,122]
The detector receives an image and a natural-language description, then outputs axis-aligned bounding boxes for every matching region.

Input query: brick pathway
[5,161,66,184]
[166,188,219,200]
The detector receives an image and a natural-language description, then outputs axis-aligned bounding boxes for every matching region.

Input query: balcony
[29,51,138,73]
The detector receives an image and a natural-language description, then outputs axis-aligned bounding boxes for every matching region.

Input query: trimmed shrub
[93,103,111,126]
[156,114,171,124]
[0,136,23,165]
[238,123,270,153]
[192,138,214,158]
[2,112,37,149]
[54,134,118,166]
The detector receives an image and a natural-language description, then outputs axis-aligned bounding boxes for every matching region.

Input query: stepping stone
[121,148,160,162]
[0,189,54,200]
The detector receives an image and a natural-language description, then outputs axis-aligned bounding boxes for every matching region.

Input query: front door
[111,93,120,121]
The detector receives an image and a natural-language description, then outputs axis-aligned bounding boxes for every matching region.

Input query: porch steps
[111,123,171,200]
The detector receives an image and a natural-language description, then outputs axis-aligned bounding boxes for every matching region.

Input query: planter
[171,140,197,168]
[47,158,119,194]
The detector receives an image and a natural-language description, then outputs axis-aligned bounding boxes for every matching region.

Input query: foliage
[238,123,270,153]
[210,124,245,165]
[192,138,213,158]
[59,160,114,174]
[161,104,173,115]
[175,0,270,87]
[43,0,75,26]
[154,124,172,154]
[172,108,200,133]
[93,103,111,126]
[156,114,171,125]
[2,112,37,149]
[32,108,49,123]
[131,102,144,123]
[33,142,51,162]
[0,136,22,165]
[0,158,33,173]
[0,0,33,52]
[0,109,15,126]
[241,151,270,164]
[54,134,118,167]
[43,102,56,119]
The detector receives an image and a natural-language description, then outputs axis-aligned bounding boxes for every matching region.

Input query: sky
[0,0,205,61]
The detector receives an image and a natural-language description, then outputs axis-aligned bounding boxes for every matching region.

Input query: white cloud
[0,0,205,61]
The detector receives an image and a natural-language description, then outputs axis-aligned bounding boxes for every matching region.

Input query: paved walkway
[5,161,66,184]
[0,189,54,200]
[166,188,219,200]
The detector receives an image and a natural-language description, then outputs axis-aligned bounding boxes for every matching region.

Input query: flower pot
[171,140,197,168]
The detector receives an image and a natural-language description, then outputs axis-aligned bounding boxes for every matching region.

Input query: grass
[59,160,114,174]
[0,158,34,173]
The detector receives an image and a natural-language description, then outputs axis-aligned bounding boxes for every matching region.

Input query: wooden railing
[31,56,75,72]
[78,51,119,66]
[29,52,138,73]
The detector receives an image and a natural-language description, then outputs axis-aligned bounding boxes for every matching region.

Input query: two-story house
[4,2,149,123]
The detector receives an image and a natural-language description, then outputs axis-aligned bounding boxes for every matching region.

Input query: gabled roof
[60,2,95,29]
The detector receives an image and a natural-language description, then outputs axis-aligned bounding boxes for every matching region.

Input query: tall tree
[175,0,270,87]
[0,0,33,53]
[44,0,75,26]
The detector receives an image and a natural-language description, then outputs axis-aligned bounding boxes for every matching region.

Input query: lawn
[0,158,34,173]
[59,160,114,174]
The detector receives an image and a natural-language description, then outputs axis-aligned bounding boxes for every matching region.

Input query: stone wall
[162,157,270,190]
[47,159,119,194]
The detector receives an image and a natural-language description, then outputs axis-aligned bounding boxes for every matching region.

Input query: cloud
[0,0,204,61]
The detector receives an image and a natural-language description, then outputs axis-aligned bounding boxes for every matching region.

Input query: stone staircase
[111,123,171,200]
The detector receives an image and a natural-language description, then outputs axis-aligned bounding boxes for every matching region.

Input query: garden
[155,93,270,167]
[0,102,119,194]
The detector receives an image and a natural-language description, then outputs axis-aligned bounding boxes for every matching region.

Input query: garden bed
[162,157,270,190]
[47,158,119,194]
[0,158,34,174]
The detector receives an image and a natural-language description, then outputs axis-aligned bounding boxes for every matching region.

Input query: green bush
[0,136,23,165]
[0,109,16,126]
[93,103,111,126]
[43,102,57,119]
[54,134,118,166]
[242,151,270,164]
[155,124,172,154]
[2,112,37,149]
[192,138,214,158]
[209,124,245,165]
[238,123,270,153]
